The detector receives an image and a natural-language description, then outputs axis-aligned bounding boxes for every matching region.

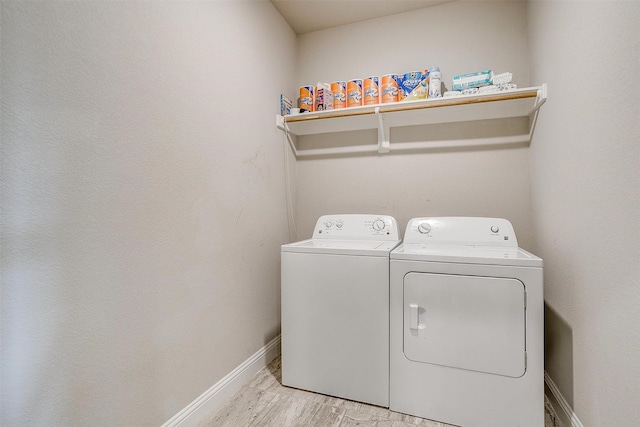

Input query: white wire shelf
[276,84,547,157]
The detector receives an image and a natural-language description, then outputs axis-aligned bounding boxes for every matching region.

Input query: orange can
[347,79,363,108]
[299,85,314,112]
[363,76,380,105]
[381,74,399,103]
[331,81,347,109]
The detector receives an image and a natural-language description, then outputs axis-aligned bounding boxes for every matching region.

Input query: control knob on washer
[418,222,432,234]
[372,220,386,231]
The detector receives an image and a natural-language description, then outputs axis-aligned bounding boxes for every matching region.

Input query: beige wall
[293,1,535,248]
[528,0,640,425]
[4,1,638,426]
[0,1,295,425]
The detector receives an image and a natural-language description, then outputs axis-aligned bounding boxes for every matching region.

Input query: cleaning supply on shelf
[478,83,518,94]
[315,82,334,111]
[452,70,492,91]
[428,67,442,98]
[478,85,500,94]
[331,81,347,109]
[280,94,293,116]
[381,74,399,103]
[461,87,480,95]
[299,85,315,112]
[347,79,363,107]
[399,71,426,101]
[363,76,380,105]
[443,90,462,98]
[402,74,430,101]
[491,72,513,85]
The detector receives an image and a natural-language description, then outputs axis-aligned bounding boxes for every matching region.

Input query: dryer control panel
[314,214,400,241]
[404,217,518,247]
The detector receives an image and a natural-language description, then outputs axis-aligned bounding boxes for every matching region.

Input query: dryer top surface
[391,243,542,267]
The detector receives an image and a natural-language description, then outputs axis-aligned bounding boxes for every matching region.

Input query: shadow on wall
[545,303,574,407]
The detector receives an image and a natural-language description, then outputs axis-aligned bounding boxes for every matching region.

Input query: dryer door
[404,272,526,377]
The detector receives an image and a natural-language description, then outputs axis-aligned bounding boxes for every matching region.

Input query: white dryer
[390,217,543,427]
[281,214,400,407]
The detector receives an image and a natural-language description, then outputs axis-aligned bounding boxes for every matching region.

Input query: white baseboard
[162,335,281,427]
[544,371,584,427]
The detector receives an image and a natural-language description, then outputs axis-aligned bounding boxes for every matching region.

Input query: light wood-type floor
[199,356,560,427]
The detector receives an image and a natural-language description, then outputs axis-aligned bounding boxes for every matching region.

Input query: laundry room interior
[1,1,638,427]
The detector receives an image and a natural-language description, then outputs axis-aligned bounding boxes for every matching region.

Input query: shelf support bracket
[531,83,548,114]
[277,115,299,158]
[527,83,547,142]
[375,107,390,153]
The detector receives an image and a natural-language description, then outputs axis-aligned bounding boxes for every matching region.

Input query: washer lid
[282,239,401,256]
[391,243,542,267]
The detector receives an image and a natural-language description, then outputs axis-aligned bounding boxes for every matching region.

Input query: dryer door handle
[410,304,420,330]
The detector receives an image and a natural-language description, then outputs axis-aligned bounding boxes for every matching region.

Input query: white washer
[281,214,400,407]
[390,217,543,427]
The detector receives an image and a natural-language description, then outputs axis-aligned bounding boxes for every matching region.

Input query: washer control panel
[314,214,400,241]
[404,217,518,247]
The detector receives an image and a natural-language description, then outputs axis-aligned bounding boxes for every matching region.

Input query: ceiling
[270,0,454,34]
